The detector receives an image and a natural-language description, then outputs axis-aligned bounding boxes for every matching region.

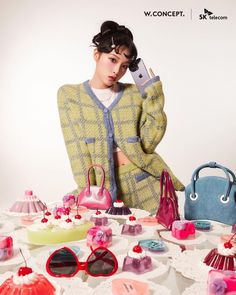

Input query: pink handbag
[156,170,180,230]
[77,164,112,210]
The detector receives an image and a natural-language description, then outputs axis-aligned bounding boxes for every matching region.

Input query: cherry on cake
[90,210,108,226]
[121,215,142,236]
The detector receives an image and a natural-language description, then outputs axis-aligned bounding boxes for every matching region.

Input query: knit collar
[83,80,124,111]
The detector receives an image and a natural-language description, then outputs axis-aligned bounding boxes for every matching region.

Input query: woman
[58,20,184,214]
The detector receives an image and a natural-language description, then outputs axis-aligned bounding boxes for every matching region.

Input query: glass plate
[160,229,207,245]
[0,247,30,267]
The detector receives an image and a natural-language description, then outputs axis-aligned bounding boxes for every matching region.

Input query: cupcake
[122,245,152,274]
[105,200,132,215]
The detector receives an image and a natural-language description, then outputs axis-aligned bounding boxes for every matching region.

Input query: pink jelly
[207,269,236,294]
[87,226,112,248]
[0,236,13,261]
[171,220,195,240]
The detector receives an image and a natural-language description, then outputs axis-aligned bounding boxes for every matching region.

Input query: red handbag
[77,164,112,210]
[156,170,180,229]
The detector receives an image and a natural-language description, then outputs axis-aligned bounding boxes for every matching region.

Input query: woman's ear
[93,48,101,61]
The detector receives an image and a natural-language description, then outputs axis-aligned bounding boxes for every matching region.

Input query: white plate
[91,277,171,295]
[182,282,207,295]
[170,248,213,282]
[160,229,206,246]
[0,247,31,267]
[192,220,226,234]
[105,208,150,220]
[129,240,181,258]
[113,254,169,280]
[52,277,92,295]
[0,271,62,295]
[0,220,15,234]
[118,225,156,240]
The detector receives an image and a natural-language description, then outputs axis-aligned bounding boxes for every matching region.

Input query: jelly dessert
[171,220,195,240]
[207,269,236,294]
[193,220,211,231]
[122,245,152,274]
[105,200,132,215]
[0,236,13,261]
[138,239,166,253]
[9,190,46,215]
[90,210,108,226]
[87,226,112,248]
[121,215,142,236]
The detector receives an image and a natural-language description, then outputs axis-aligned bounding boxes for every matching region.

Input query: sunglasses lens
[87,248,117,276]
[48,248,78,276]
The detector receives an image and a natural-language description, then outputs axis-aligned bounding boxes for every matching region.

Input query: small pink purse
[77,164,112,210]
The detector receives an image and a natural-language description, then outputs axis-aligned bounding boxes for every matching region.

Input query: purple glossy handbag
[77,164,112,210]
[156,170,180,230]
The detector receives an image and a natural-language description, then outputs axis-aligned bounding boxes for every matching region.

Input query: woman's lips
[108,76,116,81]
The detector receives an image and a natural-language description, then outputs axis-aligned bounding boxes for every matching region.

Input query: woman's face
[92,46,130,88]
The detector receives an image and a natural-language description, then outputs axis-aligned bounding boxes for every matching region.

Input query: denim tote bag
[184,162,236,225]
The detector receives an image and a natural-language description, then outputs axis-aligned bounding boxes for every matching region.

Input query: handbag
[156,170,180,229]
[77,164,112,210]
[184,161,236,225]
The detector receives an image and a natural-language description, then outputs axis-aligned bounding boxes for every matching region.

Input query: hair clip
[111,36,116,49]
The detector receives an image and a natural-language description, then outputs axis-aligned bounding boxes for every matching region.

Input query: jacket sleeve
[139,77,167,153]
[57,85,94,192]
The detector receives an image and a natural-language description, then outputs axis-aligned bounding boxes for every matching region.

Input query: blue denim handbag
[184,162,236,225]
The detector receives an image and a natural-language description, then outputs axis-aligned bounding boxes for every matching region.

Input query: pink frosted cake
[86,226,112,248]
[90,210,108,226]
[0,236,13,261]
[121,215,142,236]
[105,200,132,216]
[0,264,56,295]
[122,245,152,274]
[9,190,46,215]
[112,278,149,295]
[171,220,195,240]
[207,269,236,294]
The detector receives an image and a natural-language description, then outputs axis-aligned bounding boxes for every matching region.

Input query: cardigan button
[103,109,108,113]
[108,133,113,138]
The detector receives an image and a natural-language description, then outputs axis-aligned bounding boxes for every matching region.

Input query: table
[0,209,233,295]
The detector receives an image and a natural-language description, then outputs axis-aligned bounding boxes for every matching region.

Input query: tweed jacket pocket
[84,137,96,144]
[126,136,141,143]
[135,171,152,183]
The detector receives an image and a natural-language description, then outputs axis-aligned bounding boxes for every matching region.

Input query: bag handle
[85,164,106,197]
[190,161,236,200]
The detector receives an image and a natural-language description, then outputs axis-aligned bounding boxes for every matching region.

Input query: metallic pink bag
[77,164,112,210]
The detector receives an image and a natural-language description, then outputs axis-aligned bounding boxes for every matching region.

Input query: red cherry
[224,241,233,249]
[75,214,81,219]
[64,208,70,215]
[54,214,61,220]
[96,210,102,215]
[129,216,136,221]
[133,245,142,253]
[41,217,48,223]
[45,211,51,216]
[18,266,33,276]
[116,200,122,203]
[66,218,72,223]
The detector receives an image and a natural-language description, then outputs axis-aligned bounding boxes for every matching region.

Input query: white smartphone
[130,58,151,93]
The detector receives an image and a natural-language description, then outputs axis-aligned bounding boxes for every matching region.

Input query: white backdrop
[1,0,236,208]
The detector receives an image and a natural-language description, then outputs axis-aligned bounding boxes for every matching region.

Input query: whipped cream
[13,272,38,285]
[127,249,147,259]
[218,243,236,256]
[59,220,74,229]
[126,219,137,226]
[113,201,124,208]
[92,212,106,218]
[73,217,85,225]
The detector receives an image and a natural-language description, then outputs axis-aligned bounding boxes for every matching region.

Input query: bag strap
[190,161,236,200]
[86,164,105,196]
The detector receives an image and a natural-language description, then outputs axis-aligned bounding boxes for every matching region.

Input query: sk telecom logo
[199,8,228,20]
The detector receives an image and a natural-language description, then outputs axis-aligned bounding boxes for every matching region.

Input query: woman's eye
[122,65,129,70]
[109,58,117,63]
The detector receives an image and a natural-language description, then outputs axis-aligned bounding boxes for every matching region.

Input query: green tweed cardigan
[58,77,184,213]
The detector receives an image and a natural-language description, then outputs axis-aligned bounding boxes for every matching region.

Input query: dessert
[121,215,142,236]
[26,211,93,245]
[9,190,46,215]
[221,234,236,247]
[0,252,56,295]
[87,226,112,248]
[207,269,236,294]
[0,236,13,261]
[193,220,211,231]
[105,200,132,216]
[171,220,195,240]
[138,239,166,253]
[63,194,77,207]
[90,210,108,226]
[138,216,158,226]
[204,235,236,271]
[122,245,152,274]
[112,278,149,295]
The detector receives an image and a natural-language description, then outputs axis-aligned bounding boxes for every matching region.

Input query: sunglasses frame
[46,246,118,278]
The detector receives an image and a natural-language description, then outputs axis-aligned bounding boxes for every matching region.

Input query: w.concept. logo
[199,8,228,20]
